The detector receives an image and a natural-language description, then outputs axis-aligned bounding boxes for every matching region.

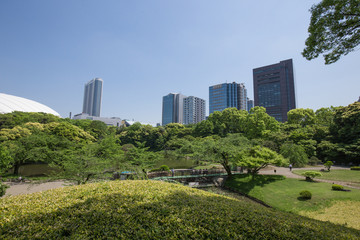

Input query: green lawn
[293,169,360,187]
[225,174,360,229]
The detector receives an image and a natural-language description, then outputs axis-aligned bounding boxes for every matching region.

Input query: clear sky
[1,1,359,124]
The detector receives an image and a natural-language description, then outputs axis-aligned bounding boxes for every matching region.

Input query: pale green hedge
[0,181,359,239]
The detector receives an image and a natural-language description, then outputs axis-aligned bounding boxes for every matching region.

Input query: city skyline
[1,1,360,124]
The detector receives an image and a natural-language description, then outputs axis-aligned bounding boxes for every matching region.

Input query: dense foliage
[0,102,359,184]
[302,0,360,64]
[1,181,359,239]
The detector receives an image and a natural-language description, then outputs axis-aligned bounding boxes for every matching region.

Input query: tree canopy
[302,0,360,64]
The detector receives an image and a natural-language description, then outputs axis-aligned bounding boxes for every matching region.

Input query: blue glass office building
[209,82,247,115]
[82,78,103,117]
[253,59,296,122]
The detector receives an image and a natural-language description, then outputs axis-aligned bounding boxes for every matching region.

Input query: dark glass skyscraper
[82,78,103,117]
[162,93,185,125]
[209,82,247,114]
[253,59,296,122]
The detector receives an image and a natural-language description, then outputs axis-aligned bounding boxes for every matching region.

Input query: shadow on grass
[225,174,286,195]
[297,196,311,201]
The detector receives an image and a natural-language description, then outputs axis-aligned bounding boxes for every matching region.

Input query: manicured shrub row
[350,166,360,171]
[299,190,312,199]
[332,184,344,191]
[1,181,359,239]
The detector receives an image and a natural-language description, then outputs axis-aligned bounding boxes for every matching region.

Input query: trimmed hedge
[1,181,360,239]
[299,190,312,199]
[350,166,360,171]
[332,184,344,191]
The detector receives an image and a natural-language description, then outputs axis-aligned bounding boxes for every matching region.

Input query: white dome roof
[0,93,60,117]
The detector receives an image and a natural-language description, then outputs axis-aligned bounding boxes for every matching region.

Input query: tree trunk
[13,163,20,175]
[221,163,232,176]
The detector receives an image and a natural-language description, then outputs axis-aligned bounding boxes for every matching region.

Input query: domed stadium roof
[0,93,60,117]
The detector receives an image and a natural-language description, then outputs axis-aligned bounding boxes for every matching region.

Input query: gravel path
[259,166,360,189]
[2,181,69,197]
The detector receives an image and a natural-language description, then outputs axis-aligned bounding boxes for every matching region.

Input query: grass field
[225,174,360,230]
[293,169,360,187]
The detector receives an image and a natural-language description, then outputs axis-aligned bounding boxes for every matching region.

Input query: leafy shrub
[301,171,322,181]
[159,165,170,171]
[0,182,9,197]
[0,181,359,239]
[350,166,360,171]
[299,190,312,199]
[324,161,333,171]
[332,184,344,191]
[150,165,170,172]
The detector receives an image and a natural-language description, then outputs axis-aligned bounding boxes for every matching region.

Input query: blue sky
[1,0,359,124]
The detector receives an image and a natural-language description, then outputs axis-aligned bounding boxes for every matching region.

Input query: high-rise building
[162,93,186,125]
[209,82,247,114]
[82,78,103,117]
[183,96,206,124]
[253,59,296,122]
[247,97,254,112]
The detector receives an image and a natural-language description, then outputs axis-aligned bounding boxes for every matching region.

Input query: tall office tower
[247,97,254,112]
[162,93,186,125]
[238,83,247,111]
[183,96,206,124]
[82,78,103,117]
[253,59,296,122]
[209,82,247,114]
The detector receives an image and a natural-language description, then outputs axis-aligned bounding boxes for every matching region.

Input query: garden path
[259,166,360,189]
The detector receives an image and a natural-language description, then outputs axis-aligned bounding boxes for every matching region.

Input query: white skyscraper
[183,96,206,125]
[82,78,103,117]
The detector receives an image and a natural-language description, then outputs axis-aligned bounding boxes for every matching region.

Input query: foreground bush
[299,190,312,199]
[1,181,359,239]
[351,166,360,171]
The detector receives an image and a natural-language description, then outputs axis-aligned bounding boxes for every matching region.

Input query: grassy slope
[225,174,360,230]
[0,181,359,239]
[293,169,360,187]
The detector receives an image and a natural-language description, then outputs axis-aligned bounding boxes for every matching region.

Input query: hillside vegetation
[1,181,359,239]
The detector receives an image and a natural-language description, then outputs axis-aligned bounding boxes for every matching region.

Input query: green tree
[245,106,280,139]
[280,143,308,167]
[0,144,12,175]
[193,120,214,137]
[302,171,322,181]
[302,0,360,64]
[287,108,315,126]
[324,160,334,171]
[200,134,251,176]
[50,145,111,185]
[236,146,288,176]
